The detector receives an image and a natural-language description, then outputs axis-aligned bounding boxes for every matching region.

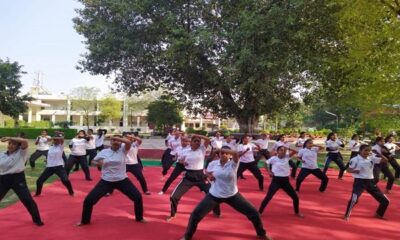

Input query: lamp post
[325,111,338,131]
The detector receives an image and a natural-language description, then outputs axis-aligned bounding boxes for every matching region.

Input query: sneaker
[158,191,164,195]
[144,191,151,195]
[166,215,175,222]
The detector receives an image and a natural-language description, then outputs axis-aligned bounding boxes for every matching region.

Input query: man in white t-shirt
[29,129,51,169]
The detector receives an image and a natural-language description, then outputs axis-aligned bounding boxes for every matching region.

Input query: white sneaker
[158,191,164,195]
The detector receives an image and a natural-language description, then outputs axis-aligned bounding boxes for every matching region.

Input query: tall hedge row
[0,128,77,139]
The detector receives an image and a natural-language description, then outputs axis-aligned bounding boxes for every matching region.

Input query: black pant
[184,193,266,239]
[62,152,68,164]
[86,149,97,166]
[323,152,346,178]
[388,157,400,179]
[36,166,74,196]
[345,151,359,170]
[237,161,264,190]
[373,163,394,190]
[65,155,91,180]
[161,149,175,176]
[81,178,143,224]
[162,162,186,193]
[296,168,329,192]
[170,170,220,217]
[259,176,299,214]
[288,159,298,178]
[126,164,149,193]
[0,172,42,224]
[344,178,389,218]
[29,150,48,168]
[96,145,104,152]
[255,149,270,164]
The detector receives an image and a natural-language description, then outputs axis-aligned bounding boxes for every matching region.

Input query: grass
[0,140,399,209]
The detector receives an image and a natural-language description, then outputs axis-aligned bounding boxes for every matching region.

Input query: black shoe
[34,221,44,226]
[86,178,93,181]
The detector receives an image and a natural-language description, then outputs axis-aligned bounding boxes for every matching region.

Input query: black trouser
[344,178,389,218]
[296,168,329,192]
[86,149,97,166]
[81,178,143,224]
[36,166,74,196]
[162,162,186,193]
[29,150,48,168]
[259,176,299,214]
[288,159,298,178]
[62,152,68,164]
[255,149,270,163]
[0,172,42,224]
[237,161,264,190]
[388,157,400,179]
[170,170,220,217]
[323,152,346,178]
[345,151,359,170]
[126,164,149,193]
[161,149,175,176]
[373,163,394,190]
[65,155,91,180]
[184,193,266,239]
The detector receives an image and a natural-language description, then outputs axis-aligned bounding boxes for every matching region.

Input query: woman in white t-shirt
[77,136,146,226]
[295,139,328,192]
[35,134,74,196]
[323,132,346,179]
[0,136,43,226]
[29,129,51,169]
[181,146,271,240]
[259,145,303,217]
[272,135,298,178]
[384,135,400,179]
[64,130,92,181]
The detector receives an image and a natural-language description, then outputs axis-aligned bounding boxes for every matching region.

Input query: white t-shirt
[295,138,306,151]
[182,145,206,170]
[0,148,28,175]
[211,136,224,149]
[237,143,256,163]
[207,160,239,198]
[176,145,190,161]
[297,147,319,169]
[86,136,96,150]
[125,143,140,165]
[384,143,398,155]
[222,139,237,151]
[46,145,65,167]
[372,144,382,158]
[70,138,87,156]
[348,140,361,152]
[348,155,379,179]
[95,135,105,147]
[36,136,50,151]
[94,147,128,182]
[169,137,182,156]
[255,139,269,150]
[325,139,343,153]
[267,155,290,177]
[272,141,290,151]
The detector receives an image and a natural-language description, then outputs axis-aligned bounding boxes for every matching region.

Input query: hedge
[0,128,77,139]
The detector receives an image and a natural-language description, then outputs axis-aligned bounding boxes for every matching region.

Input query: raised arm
[219,148,239,163]
[191,134,210,148]
[1,137,29,150]
[131,135,143,146]
[110,136,132,152]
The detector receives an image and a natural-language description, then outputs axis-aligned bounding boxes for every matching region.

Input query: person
[205,131,225,167]
[124,133,151,195]
[372,137,394,194]
[294,132,307,168]
[259,145,303,218]
[322,132,346,179]
[272,135,298,178]
[254,133,271,163]
[95,129,108,152]
[64,130,92,181]
[161,131,182,180]
[181,146,271,240]
[86,129,97,166]
[159,137,191,195]
[344,144,390,221]
[384,135,400,179]
[77,135,146,226]
[237,134,264,190]
[295,139,329,192]
[0,136,43,226]
[344,134,362,170]
[29,130,51,169]
[167,134,220,222]
[35,133,74,196]
[223,134,237,151]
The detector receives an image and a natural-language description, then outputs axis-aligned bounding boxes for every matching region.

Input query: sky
[0,0,111,95]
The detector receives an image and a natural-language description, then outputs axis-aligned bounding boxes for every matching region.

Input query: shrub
[0,128,77,139]
[29,121,53,128]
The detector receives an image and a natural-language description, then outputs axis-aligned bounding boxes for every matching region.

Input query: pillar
[28,109,32,123]
[67,99,71,121]
[79,115,83,126]
[36,113,41,121]
[51,114,56,124]
[136,116,140,127]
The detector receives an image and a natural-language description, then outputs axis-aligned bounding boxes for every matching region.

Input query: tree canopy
[147,95,183,131]
[70,86,100,128]
[99,95,122,125]
[74,0,341,133]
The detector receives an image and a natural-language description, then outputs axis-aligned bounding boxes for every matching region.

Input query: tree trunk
[236,115,259,134]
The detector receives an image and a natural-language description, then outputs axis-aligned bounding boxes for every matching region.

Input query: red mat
[0,167,399,240]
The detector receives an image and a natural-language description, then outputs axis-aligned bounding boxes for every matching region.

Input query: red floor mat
[0,167,399,240]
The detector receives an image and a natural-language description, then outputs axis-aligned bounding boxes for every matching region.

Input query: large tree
[99,95,122,126]
[69,86,100,128]
[74,0,341,133]
[147,95,183,131]
[0,58,31,124]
